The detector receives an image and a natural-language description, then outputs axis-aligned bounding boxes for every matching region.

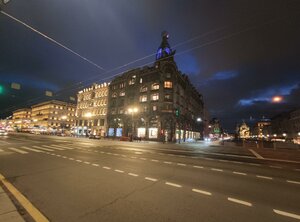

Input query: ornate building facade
[75,83,109,136]
[31,100,76,132]
[12,108,31,131]
[107,32,204,141]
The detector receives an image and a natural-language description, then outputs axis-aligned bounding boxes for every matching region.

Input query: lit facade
[107,32,204,142]
[75,83,109,136]
[31,100,76,132]
[12,108,31,131]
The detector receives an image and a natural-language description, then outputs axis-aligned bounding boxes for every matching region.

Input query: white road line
[128,173,138,177]
[273,209,300,220]
[92,164,99,167]
[135,152,142,155]
[42,145,64,150]
[50,145,73,150]
[233,171,247,176]
[178,155,185,158]
[69,158,74,160]
[256,175,273,180]
[121,155,127,157]
[193,165,204,169]
[62,156,67,159]
[249,149,264,159]
[103,166,111,170]
[113,153,119,156]
[228,197,252,207]
[32,146,54,152]
[151,159,159,162]
[248,163,261,166]
[8,148,28,154]
[287,180,300,185]
[219,159,229,162]
[140,158,147,160]
[21,146,44,153]
[0,148,4,152]
[84,161,90,164]
[100,151,105,154]
[165,182,182,188]
[269,165,282,169]
[145,177,158,182]
[50,153,55,156]
[115,169,124,173]
[56,154,61,157]
[164,161,172,164]
[177,163,186,166]
[192,188,212,196]
[211,168,223,172]
[76,160,82,162]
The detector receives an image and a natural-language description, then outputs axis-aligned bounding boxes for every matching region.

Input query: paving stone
[0,211,25,222]
[0,193,16,215]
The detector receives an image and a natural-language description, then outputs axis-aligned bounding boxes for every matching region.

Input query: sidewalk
[0,185,25,222]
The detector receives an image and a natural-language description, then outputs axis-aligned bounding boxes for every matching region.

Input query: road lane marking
[256,175,273,180]
[151,159,159,162]
[145,177,158,182]
[177,163,186,166]
[0,173,49,222]
[287,180,300,185]
[193,165,204,169]
[84,161,90,164]
[50,145,73,150]
[211,168,223,172]
[33,146,54,152]
[76,160,82,162]
[21,146,44,153]
[233,171,247,176]
[115,169,124,173]
[140,158,147,160]
[62,156,67,159]
[249,149,264,159]
[269,165,282,169]
[165,182,182,188]
[192,188,212,196]
[42,145,64,150]
[128,173,138,177]
[219,159,229,162]
[0,148,4,152]
[121,155,127,157]
[92,163,99,167]
[164,161,172,164]
[228,197,252,207]
[113,153,119,156]
[69,158,74,160]
[103,166,111,170]
[273,209,300,220]
[135,152,142,154]
[130,156,137,159]
[248,163,261,166]
[8,147,28,154]
[178,155,185,158]
[56,154,61,157]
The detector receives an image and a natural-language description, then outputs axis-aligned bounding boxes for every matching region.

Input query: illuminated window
[139,95,147,102]
[120,83,125,88]
[140,78,143,83]
[151,93,159,101]
[164,94,172,100]
[112,92,117,98]
[151,83,159,90]
[129,75,136,85]
[164,81,173,88]
[152,105,157,111]
[119,91,125,96]
[140,86,148,92]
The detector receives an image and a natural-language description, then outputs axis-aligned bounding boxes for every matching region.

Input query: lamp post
[128,107,138,141]
[61,115,67,135]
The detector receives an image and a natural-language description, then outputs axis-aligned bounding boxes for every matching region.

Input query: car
[0,129,8,136]
[89,134,101,139]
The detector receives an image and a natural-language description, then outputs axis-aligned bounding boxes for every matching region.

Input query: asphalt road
[0,133,300,222]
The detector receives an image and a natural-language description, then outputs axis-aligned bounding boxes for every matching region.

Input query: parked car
[89,134,101,139]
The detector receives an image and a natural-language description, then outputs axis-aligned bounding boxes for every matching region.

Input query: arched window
[140,85,148,92]
[151,83,159,90]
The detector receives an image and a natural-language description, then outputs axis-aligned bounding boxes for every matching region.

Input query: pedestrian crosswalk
[0,144,76,155]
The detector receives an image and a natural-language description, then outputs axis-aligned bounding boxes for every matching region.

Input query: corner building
[107,32,204,141]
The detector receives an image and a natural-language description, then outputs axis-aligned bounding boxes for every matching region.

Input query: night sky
[1,0,300,131]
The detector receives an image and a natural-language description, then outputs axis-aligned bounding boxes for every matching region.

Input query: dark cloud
[1,0,300,131]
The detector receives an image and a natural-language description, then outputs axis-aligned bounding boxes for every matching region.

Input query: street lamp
[128,107,138,140]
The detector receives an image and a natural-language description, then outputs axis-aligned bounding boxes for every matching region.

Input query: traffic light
[0,85,4,94]
[175,108,180,117]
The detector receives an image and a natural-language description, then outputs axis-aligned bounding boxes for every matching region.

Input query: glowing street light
[273,134,277,137]
[85,112,92,118]
[272,96,283,103]
[197,117,202,122]
[282,133,287,137]
[298,132,300,136]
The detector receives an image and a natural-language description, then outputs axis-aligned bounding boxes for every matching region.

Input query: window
[152,105,157,111]
[143,106,148,112]
[151,93,159,101]
[140,78,143,83]
[119,91,125,96]
[140,86,148,92]
[139,95,147,102]
[164,81,173,88]
[120,82,125,88]
[166,73,171,78]
[112,92,117,98]
[165,94,172,100]
[129,75,136,85]
[151,83,159,90]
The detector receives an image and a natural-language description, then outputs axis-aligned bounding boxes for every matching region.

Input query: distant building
[252,118,271,139]
[31,100,76,132]
[208,118,222,139]
[12,108,31,131]
[106,32,204,141]
[236,122,250,139]
[271,108,300,142]
[75,83,109,137]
